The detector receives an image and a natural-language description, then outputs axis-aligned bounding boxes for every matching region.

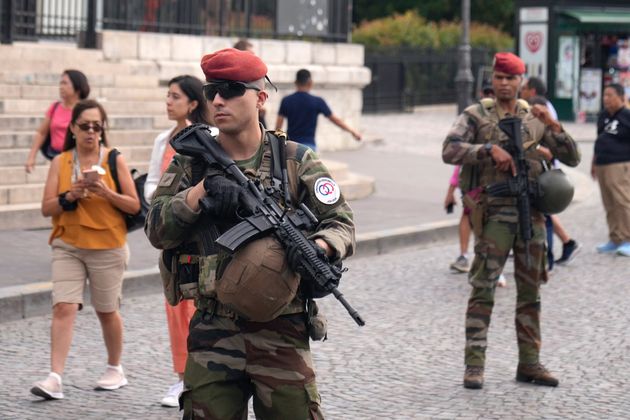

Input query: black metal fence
[363,47,494,113]
[1,0,351,46]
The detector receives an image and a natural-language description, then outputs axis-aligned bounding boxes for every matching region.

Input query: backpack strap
[258,130,284,189]
[108,148,122,193]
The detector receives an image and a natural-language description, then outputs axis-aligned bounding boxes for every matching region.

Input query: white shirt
[144,126,176,203]
[546,99,558,121]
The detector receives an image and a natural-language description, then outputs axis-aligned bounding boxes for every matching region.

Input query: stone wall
[102,30,371,151]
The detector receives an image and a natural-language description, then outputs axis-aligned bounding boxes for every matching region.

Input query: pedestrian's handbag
[40,101,61,160]
[108,148,149,232]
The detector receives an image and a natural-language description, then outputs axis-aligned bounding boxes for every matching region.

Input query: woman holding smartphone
[31,99,140,401]
[143,75,212,407]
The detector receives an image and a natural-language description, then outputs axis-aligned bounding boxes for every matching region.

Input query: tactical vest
[160,130,304,310]
[457,98,546,197]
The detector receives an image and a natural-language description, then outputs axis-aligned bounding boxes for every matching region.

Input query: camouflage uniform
[146,129,355,419]
[442,99,580,367]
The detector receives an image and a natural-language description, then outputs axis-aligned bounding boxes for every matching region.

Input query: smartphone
[446,203,454,214]
[82,169,100,183]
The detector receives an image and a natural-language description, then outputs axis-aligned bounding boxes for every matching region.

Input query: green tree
[352,10,513,51]
[353,0,515,35]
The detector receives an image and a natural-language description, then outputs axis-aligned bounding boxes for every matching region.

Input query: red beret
[200,48,267,82]
[493,52,525,75]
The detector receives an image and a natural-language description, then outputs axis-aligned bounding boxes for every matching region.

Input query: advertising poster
[579,68,602,114]
[556,36,578,99]
[519,23,548,81]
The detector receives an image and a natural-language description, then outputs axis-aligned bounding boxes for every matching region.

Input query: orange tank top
[50,149,127,249]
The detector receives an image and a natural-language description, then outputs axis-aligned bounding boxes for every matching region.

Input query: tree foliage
[352,10,513,51]
[353,0,515,35]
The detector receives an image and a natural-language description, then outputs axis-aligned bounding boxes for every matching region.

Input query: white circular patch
[314,177,340,205]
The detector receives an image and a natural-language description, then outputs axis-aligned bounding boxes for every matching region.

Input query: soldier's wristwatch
[484,142,493,156]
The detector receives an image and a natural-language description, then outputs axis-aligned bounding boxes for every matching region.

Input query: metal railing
[363,46,493,113]
[1,0,351,46]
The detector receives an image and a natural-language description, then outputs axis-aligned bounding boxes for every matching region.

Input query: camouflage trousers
[182,310,324,420]
[465,215,547,367]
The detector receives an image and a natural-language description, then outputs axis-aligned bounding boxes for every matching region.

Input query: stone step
[0,42,104,62]
[0,183,42,205]
[0,164,49,186]
[0,84,167,101]
[0,145,153,168]
[0,159,150,204]
[0,57,161,80]
[0,203,48,230]
[0,115,160,131]
[0,98,166,115]
[108,130,164,147]
[338,172,376,201]
[0,131,34,149]
[0,71,159,88]
[0,129,162,149]
[0,160,149,186]
[322,159,350,181]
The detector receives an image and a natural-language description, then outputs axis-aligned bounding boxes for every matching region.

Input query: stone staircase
[0,41,374,230]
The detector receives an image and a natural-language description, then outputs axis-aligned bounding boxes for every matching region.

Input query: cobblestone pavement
[2,184,629,419]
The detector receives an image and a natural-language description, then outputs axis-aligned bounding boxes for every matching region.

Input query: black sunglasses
[76,122,103,133]
[203,81,261,101]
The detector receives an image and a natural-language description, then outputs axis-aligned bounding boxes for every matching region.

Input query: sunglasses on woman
[76,122,103,133]
[203,81,261,101]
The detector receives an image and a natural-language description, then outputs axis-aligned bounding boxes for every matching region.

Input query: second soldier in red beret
[442,52,581,389]
[145,47,356,417]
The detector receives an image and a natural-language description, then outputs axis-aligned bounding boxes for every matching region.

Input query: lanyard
[72,145,104,182]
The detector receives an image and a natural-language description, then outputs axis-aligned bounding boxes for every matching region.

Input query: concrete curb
[0,221,459,323]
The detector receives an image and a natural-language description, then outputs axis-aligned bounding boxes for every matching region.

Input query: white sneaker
[96,365,128,390]
[497,274,507,288]
[161,380,184,407]
[31,372,64,400]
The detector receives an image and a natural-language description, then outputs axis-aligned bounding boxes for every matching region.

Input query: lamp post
[455,0,474,114]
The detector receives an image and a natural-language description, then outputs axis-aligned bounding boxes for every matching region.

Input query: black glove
[200,175,255,219]
[285,239,340,298]
[285,239,327,274]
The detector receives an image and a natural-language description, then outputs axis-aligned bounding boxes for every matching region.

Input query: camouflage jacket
[145,129,355,302]
[442,99,581,220]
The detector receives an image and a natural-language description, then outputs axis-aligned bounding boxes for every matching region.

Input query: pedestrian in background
[443,52,580,390]
[520,76,558,120]
[445,159,506,287]
[592,83,630,256]
[25,69,90,172]
[527,95,581,270]
[444,165,472,273]
[143,74,212,407]
[31,99,140,400]
[275,68,361,150]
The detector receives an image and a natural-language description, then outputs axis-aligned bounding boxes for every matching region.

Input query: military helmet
[216,236,299,322]
[533,169,574,214]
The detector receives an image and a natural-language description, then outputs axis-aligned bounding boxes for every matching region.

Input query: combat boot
[463,365,484,389]
[516,363,559,387]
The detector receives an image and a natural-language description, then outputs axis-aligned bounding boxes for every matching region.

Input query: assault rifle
[171,124,365,326]
[485,117,534,267]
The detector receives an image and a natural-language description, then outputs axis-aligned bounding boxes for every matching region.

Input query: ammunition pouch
[462,187,486,238]
[159,249,180,306]
[159,250,219,306]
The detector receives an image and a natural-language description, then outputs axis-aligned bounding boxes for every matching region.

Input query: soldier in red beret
[442,52,581,389]
[145,47,356,418]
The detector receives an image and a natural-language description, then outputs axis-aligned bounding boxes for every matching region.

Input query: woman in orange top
[31,99,140,401]
[144,75,212,407]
